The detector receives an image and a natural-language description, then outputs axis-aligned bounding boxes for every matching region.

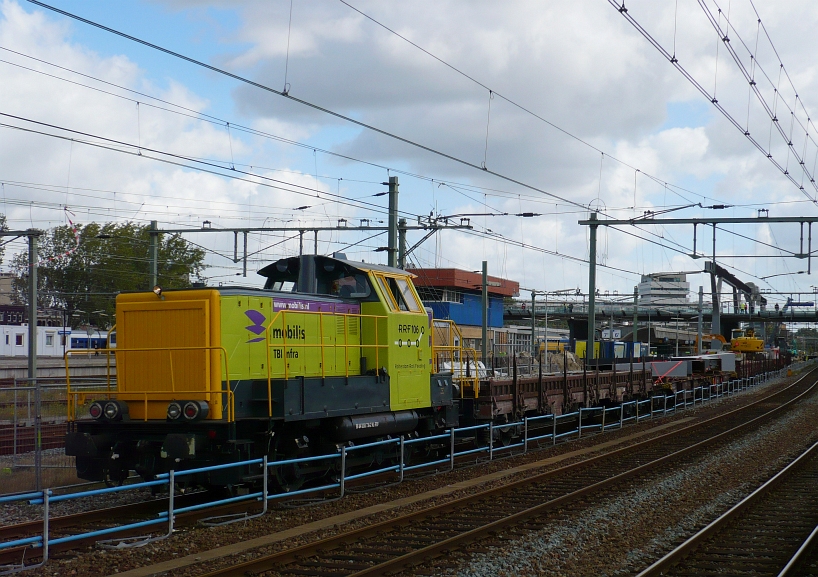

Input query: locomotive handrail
[105,324,117,392]
[65,345,234,421]
[431,319,480,397]
[262,309,390,418]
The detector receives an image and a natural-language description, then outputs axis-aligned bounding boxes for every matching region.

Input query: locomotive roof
[257,254,414,279]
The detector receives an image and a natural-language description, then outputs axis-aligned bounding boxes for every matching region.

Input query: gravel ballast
[445,381,818,576]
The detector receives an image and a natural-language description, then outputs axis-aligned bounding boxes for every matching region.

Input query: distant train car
[546,338,570,352]
[575,340,648,360]
[70,336,109,350]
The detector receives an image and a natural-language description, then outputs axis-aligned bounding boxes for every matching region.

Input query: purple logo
[245,310,266,343]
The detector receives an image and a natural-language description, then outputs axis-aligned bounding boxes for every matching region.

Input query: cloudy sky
[2,0,818,306]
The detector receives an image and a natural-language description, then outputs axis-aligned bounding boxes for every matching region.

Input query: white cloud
[4,0,818,297]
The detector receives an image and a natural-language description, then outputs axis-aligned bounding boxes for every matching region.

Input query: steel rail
[636,439,818,577]
[779,522,818,577]
[194,366,818,577]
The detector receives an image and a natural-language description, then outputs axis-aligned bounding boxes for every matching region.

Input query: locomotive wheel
[273,462,305,492]
[76,456,104,482]
[373,444,389,466]
[103,465,129,487]
[270,436,306,492]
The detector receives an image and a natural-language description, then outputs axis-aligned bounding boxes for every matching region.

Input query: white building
[638,273,690,307]
[0,324,73,357]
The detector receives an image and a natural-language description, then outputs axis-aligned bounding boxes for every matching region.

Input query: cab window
[376,276,398,309]
[393,277,422,312]
[376,274,422,312]
[331,273,372,299]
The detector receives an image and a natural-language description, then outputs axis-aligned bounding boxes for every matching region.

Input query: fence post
[619,404,624,429]
[168,470,175,535]
[552,413,557,445]
[449,428,455,471]
[398,436,405,483]
[261,456,268,514]
[523,417,528,454]
[42,489,50,564]
[13,381,18,464]
[340,446,347,497]
[601,406,606,432]
[636,400,639,422]
[578,408,582,439]
[489,422,494,461]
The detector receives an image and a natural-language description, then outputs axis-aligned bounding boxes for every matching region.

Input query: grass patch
[1,466,82,494]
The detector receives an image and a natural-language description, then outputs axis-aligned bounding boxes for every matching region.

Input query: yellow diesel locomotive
[65,254,462,487]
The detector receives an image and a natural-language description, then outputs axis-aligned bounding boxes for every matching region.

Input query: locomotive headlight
[89,401,104,420]
[167,402,182,420]
[182,401,209,421]
[103,401,122,420]
[183,402,199,420]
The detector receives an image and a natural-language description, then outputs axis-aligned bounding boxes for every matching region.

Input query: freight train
[65,254,466,488]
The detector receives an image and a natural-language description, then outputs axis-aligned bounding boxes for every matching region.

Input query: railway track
[0,368,798,574]
[192,367,818,577]
[638,438,818,577]
[779,524,818,576]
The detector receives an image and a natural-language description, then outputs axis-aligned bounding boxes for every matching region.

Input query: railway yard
[1,362,816,576]
[7,3,818,576]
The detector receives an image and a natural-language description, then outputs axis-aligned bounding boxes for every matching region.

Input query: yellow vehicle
[696,333,727,352]
[730,328,764,354]
[64,253,464,487]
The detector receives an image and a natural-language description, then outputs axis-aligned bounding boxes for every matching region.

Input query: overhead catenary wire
[1,111,721,280]
[22,0,622,215]
[0,44,740,216]
[2,121,655,281]
[0,112,422,220]
[609,0,818,204]
[336,0,729,208]
[0,47,635,215]
[701,0,818,176]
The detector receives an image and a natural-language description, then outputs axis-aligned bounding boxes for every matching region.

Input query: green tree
[11,221,206,328]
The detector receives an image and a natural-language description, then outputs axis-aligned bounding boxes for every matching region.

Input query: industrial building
[409,267,519,353]
[637,272,690,306]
